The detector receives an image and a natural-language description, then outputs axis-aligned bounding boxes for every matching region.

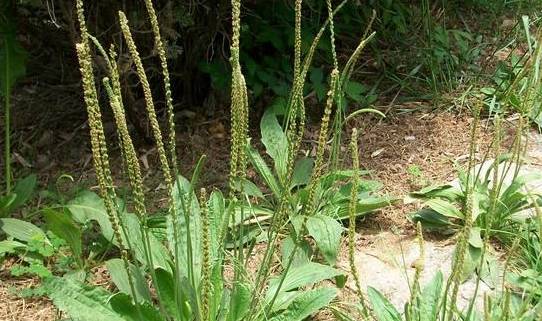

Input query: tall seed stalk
[347,128,370,315]
[143,0,178,173]
[441,103,480,321]
[117,12,199,313]
[74,1,144,318]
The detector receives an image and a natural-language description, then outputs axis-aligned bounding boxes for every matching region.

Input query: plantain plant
[234,0,393,270]
[43,1,349,320]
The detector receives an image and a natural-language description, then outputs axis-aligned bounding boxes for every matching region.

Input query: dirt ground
[0,276,58,321]
[356,112,494,231]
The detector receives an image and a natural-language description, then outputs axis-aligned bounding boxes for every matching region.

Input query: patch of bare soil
[0,277,58,321]
[354,111,493,230]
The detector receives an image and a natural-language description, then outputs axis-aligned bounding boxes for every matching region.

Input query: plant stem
[4,90,11,193]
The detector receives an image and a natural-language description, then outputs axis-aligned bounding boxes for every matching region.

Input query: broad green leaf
[43,208,82,262]
[291,157,314,189]
[306,214,343,265]
[334,196,396,220]
[319,169,371,189]
[419,271,443,321]
[345,81,367,103]
[209,262,225,320]
[154,268,182,320]
[479,253,503,289]
[357,196,396,213]
[209,190,226,257]
[424,199,463,219]
[410,208,454,232]
[468,227,483,248]
[268,97,288,115]
[68,191,170,271]
[0,217,46,242]
[0,193,16,217]
[480,87,496,95]
[169,175,202,280]
[455,244,482,282]
[123,213,171,272]
[109,293,164,321]
[230,204,273,226]
[67,190,115,242]
[266,262,343,303]
[45,276,125,321]
[268,287,337,321]
[360,179,384,192]
[281,234,312,269]
[247,145,282,199]
[0,239,25,256]
[471,190,485,222]
[227,282,251,321]
[232,178,265,199]
[8,174,37,212]
[260,109,288,180]
[0,32,27,97]
[268,290,302,313]
[179,277,200,320]
[501,173,542,202]
[367,287,402,321]
[106,258,151,303]
[409,184,461,201]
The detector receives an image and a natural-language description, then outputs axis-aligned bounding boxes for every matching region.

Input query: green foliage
[45,277,128,321]
[0,220,75,281]
[366,266,542,321]
[509,219,542,301]
[0,174,37,217]
[242,108,394,264]
[407,114,542,307]
[368,286,402,321]
[407,165,430,189]
[0,180,94,291]
[480,22,542,126]
[409,159,542,238]
[0,24,26,97]
[199,1,378,113]
[43,208,83,265]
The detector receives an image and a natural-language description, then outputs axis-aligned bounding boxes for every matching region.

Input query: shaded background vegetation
[1,0,540,181]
